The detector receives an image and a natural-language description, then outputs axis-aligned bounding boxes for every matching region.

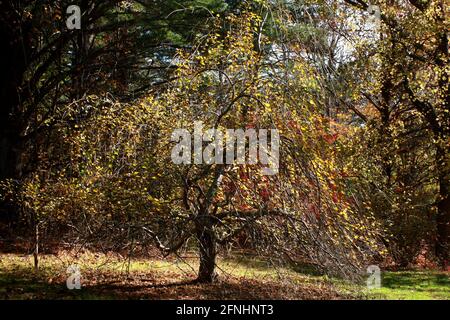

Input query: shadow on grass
[222,253,325,278]
[290,262,325,277]
[0,264,347,300]
[0,272,112,300]
[382,271,450,292]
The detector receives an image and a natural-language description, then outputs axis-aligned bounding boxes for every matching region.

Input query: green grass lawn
[366,270,450,300]
[0,252,448,300]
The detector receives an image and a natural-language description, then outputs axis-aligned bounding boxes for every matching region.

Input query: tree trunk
[432,0,449,269]
[0,10,29,222]
[435,144,450,268]
[0,130,25,181]
[196,225,217,283]
[0,130,24,225]
[33,222,39,271]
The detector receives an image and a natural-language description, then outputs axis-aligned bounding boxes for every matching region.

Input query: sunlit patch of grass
[367,270,450,300]
[325,269,450,300]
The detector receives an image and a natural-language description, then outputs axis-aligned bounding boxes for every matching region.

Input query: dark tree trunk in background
[0,130,24,181]
[0,2,31,224]
[434,4,450,268]
[196,223,217,283]
[435,144,450,268]
[0,13,27,181]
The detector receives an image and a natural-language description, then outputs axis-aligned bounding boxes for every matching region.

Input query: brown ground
[0,249,354,300]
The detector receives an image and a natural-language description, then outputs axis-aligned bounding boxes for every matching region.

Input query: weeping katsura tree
[16,9,383,282]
